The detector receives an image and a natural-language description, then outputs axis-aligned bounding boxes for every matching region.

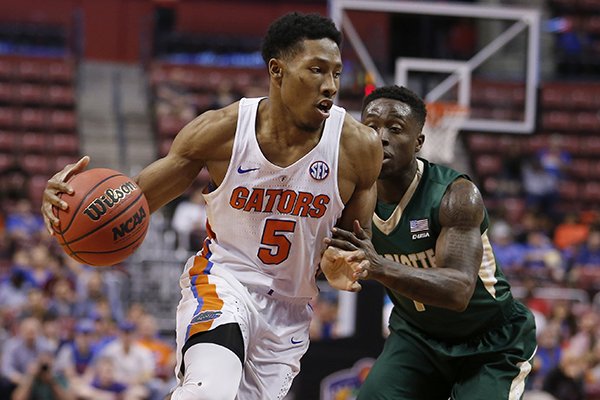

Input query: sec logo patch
[309,161,329,180]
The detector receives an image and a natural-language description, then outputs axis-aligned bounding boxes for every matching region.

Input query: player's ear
[415,133,425,153]
[268,59,283,81]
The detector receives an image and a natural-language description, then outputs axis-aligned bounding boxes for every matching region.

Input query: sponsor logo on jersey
[309,161,329,180]
[229,187,330,218]
[290,337,303,345]
[190,310,223,324]
[83,181,138,221]
[237,165,260,174]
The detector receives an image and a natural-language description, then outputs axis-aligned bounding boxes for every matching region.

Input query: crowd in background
[0,183,176,399]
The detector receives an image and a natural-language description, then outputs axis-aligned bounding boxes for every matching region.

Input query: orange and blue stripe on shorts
[186,238,224,340]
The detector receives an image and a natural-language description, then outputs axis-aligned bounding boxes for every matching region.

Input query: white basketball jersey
[202,97,345,299]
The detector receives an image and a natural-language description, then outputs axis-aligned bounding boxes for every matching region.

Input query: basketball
[52,168,150,267]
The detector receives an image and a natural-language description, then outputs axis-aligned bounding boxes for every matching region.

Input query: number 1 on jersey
[258,219,296,265]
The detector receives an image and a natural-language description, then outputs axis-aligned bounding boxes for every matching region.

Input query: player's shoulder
[341,113,383,160]
[186,101,240,137]
[340,112,380,153]
[440,178,484,227]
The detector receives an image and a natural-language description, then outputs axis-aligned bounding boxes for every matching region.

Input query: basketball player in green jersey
[322,85,537,399]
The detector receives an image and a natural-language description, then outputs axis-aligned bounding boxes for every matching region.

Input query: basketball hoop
[419,102,469,165]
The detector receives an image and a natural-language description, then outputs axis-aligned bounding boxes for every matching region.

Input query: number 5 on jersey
[258,219,297,265]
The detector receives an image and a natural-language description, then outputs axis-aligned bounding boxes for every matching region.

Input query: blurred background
[0,0,599,399]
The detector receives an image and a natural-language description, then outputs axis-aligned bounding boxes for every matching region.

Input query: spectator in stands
[21,244,55,290]
[546,300,578,347]
[0,255,32,318]
[568,226,600,292]
[0,317,55,396]
[75,270,124,324]
[96,320,154,397]
[54,319,98,383]
[564,308,598,359]
[542,350,587,400]
[170,186,207,253]
[11,351,75,400]
[47,277,77,318]
[554,212,589,252]
[496,140,525,199]
[523,230,565,283]
[309,290,341,341]
[71,355,129,400]
[531,322,563,391]
[4,198,44,247]
[136,314,176,400]
[0,164,30,210]
[537,135,571,181]
[137,314,173,377]
[18,288,55,321]
[489,218,526,280]
[521,157,560,219]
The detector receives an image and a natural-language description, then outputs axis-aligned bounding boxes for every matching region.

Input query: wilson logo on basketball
[83,181,138,221]
[112,206,147,241]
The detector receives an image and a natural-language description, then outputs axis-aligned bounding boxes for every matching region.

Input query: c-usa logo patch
[309,161,329,180]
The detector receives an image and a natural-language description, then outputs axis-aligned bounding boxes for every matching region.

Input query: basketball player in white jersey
[41,12,382,400]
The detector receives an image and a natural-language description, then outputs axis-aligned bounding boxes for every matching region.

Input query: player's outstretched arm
[41,155,90,234]
[134,105,236,213]
[327,178,484,312]
[321,118,381,291]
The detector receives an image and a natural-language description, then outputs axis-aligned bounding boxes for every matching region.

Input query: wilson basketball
[52,168,150,266]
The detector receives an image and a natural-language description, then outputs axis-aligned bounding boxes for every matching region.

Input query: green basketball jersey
[373,158,514,341]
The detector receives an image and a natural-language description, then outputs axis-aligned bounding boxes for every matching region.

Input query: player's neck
[377,159,419,204]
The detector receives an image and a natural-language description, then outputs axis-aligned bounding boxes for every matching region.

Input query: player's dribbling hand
[320,246,367,292]
[41,155,90,235]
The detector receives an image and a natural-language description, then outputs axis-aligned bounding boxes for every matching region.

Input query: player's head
[261,12,342,64]
[262,12,343,131]
[361,85,427,179]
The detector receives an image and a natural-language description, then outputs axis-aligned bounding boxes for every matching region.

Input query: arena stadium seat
[47,60,75,83]
[0,82,15,103]
[0,130,17,151]
[567,159,591,179]
[16,83,45,105]
[50,133,79,155]
[0,107,18,129]
[20,108,47,130]
[558,180,580,200]
[49,110,77,131]
[0,58,15,80]
[47,85,75,106]
[541,111,573,131]
[21,132,47,153]
[17,59,47,82]
[474,154,502,176]
[22,154,52,175]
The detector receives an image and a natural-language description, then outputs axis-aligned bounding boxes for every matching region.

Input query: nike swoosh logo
[290,337,303,345]
[237,166,260,174]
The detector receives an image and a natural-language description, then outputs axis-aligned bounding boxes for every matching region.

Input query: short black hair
[362,85,427,129]
[261,12,342,64]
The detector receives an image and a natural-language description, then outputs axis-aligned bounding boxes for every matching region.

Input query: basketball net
[419,102,469,165]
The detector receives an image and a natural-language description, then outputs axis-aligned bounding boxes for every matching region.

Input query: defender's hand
[41,156,90,235]
[321,246,367,292]
[325,220,382,281]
